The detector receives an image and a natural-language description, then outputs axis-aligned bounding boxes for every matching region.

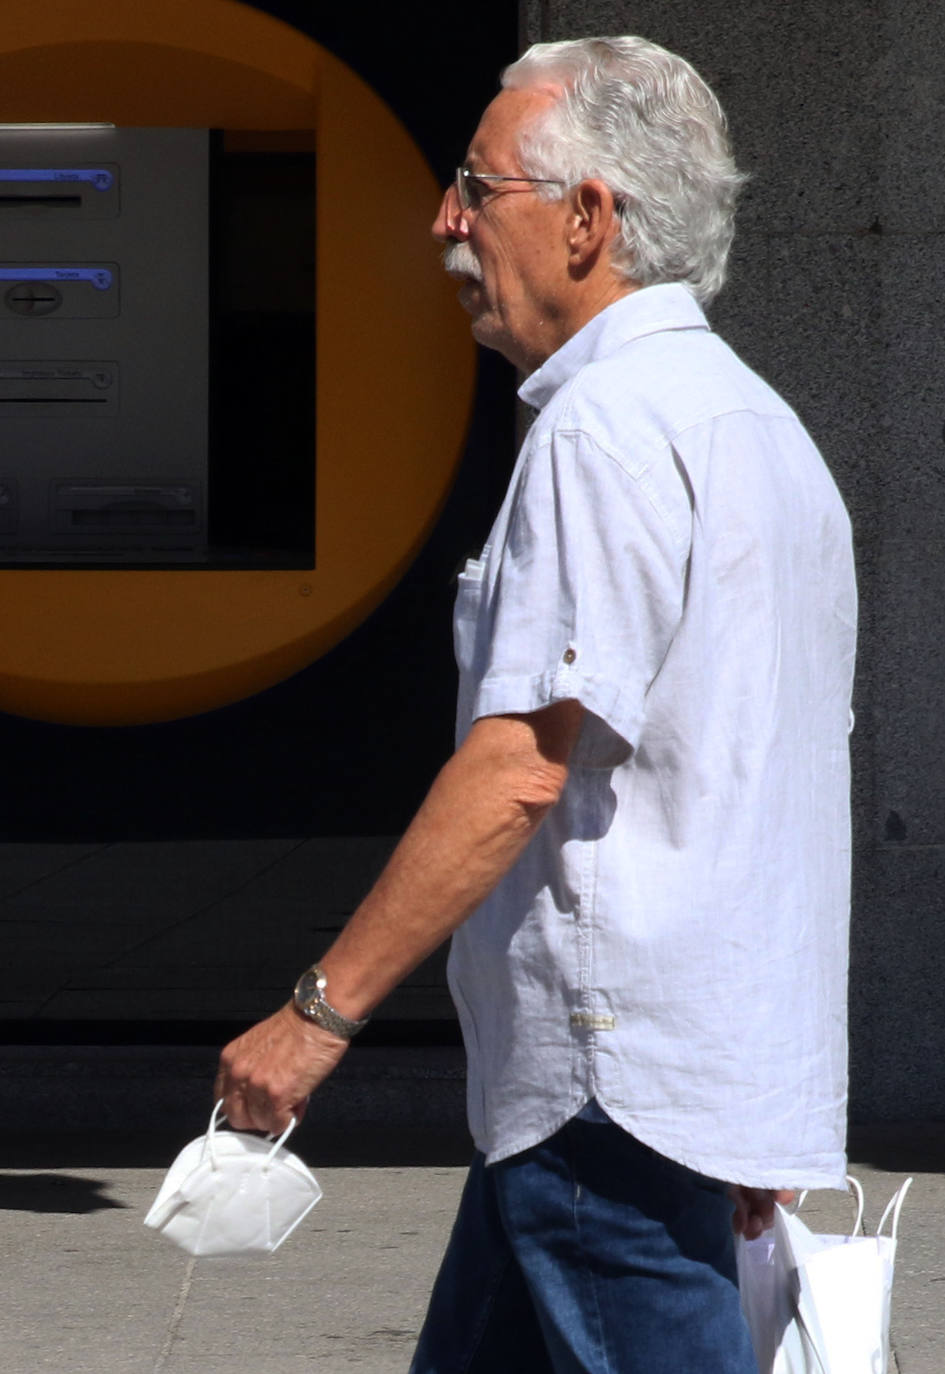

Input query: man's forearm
[215,699,583,1131]
[318,700,584,1020]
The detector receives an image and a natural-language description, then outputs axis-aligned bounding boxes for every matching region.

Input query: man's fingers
[214,1001,349,1135]
[728,1185,795,1238]
[216,1069,293,1134]
[215,1050,278,1132]
[729,1189,749,1235]
[216,1084,288,1134]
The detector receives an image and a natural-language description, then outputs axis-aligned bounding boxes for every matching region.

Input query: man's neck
[521,278,640,374]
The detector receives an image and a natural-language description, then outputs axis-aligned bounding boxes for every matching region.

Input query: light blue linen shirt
[448,283,856,1189]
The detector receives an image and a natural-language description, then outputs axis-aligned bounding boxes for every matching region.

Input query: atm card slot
[53,483,200,535]
[0,362,118,415]
[0,195,82,209]
[0,166,118,218]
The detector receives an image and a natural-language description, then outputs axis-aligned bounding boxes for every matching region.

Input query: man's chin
[453,290,508,359]
[469,313,503,353]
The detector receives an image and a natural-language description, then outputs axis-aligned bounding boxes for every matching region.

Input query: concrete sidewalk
[0,1160,463,1373]
[0,1120,941,1373]
[0,1125,467,1374]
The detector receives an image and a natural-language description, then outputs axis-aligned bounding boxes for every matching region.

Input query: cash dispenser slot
[53,484,199,534]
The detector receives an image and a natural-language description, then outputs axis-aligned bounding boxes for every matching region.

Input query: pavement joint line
[96,837,312,971]
[152,1253,196,1374]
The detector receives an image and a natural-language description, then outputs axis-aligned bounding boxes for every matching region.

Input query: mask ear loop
[203,1099,297,1172]
[264,1116,298,1172]
[205,1099,226,1170]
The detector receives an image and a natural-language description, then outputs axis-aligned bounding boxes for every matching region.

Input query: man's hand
[728,1186,796,1240]
[214,1002,349,1135]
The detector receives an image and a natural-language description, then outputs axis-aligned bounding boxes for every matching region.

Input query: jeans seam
[567,1120,617,1374]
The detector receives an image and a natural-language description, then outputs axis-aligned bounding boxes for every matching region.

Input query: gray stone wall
[521,1,945,1121]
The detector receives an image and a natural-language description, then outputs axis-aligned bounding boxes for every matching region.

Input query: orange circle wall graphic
[0,0,475,724]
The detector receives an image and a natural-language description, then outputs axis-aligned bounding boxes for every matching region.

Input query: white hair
[501,37,746,305]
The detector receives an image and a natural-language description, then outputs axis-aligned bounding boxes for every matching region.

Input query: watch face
[293,964,366,1038]
[294,968,324,1009]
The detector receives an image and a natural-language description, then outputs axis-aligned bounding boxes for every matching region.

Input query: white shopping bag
[736,1175,912,1374]
[143,1101,322,1257]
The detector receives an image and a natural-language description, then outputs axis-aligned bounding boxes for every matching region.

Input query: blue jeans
[409,1110,759,1374]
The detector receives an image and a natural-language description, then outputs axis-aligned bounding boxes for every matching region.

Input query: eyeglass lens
[455,167,474,212]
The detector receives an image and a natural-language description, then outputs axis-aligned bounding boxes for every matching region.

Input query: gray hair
[501,37,745,305]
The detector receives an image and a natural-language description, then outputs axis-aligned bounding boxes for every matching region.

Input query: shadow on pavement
[0,1171,130,1212]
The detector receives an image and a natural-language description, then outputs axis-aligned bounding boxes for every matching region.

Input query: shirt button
[562,647,576,665]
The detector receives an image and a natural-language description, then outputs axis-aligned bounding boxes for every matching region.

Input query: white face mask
[144,1101,322,1257]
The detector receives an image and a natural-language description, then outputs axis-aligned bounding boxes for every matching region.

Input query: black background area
[0,1,519,840]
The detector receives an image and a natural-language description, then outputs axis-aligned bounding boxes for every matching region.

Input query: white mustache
[443,242,484,283]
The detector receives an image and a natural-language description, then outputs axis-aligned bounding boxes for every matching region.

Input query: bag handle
[876,1176,913,1241]
[206,1099,297,1171]
[847,1174,865,1235]
[795,1174,865,1236]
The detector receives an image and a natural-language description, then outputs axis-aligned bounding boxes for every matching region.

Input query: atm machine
[0,125,314,568]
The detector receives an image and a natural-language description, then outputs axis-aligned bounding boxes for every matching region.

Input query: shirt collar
[519,283,710,410]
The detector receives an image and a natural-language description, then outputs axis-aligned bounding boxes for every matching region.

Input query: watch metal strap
[293,963,369,1039]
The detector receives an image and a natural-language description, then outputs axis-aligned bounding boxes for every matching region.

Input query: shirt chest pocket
[453,555,487,679]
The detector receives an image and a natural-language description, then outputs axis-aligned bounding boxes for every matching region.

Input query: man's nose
[432,183,468,242]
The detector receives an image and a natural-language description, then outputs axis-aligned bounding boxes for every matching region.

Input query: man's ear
[567,179,620,269]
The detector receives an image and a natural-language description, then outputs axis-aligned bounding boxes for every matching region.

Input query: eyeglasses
[454,165,565,213]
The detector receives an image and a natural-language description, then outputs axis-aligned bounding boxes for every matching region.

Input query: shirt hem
[477,1098,848,1189]
[591,1099,849,1190]
[479,1099,593,1167]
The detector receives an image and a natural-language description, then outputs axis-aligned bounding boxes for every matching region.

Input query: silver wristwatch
[292,963,369,1039]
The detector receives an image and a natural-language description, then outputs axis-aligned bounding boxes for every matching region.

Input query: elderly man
[216,35,856,1374]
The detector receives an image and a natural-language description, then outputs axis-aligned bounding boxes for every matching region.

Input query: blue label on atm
[0,267,113,290]
[0,168,113,190]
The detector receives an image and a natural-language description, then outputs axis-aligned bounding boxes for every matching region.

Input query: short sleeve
[470,428,689,767]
